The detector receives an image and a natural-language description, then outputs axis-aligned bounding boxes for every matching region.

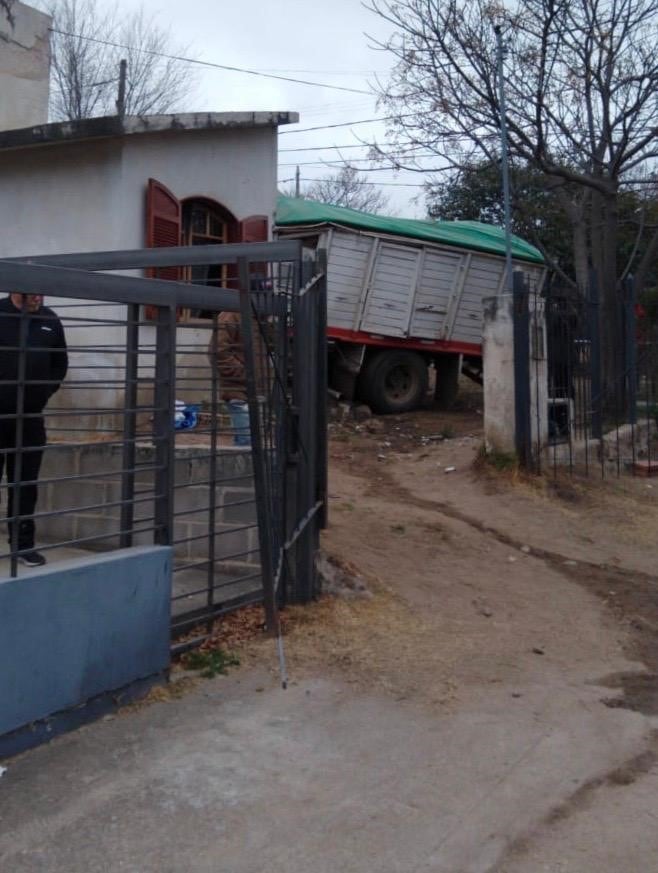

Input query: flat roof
[0,111,299,153]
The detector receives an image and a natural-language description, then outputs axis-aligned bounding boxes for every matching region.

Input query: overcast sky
[113,0,430,217]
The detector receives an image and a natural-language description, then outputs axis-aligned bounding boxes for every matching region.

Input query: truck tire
[434,353,461,409]
[358,350,429,414]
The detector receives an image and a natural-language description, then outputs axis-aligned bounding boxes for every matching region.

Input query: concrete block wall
[37,443,259,566]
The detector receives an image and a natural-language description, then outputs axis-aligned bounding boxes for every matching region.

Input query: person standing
[208,310,252,447]
[0,293,68,566]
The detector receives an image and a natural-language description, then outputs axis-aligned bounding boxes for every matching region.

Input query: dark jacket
[0,297,68,414]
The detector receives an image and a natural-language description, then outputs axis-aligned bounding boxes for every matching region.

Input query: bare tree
[367,0,658,395]
[292,166,390,213]
[44,0,195,121]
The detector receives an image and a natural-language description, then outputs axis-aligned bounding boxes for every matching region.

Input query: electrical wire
[279,154,440,167]
[279,114,415,134]
[279,177,427,187]
[48,27,373,96]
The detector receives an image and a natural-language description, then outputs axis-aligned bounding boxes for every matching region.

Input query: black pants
[0,416,45,550]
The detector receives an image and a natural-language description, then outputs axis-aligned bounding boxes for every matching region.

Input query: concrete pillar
[483,292,548,460]
[0,2,51,131]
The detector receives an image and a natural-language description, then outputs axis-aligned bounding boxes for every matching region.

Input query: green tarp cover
[276,195,544,264]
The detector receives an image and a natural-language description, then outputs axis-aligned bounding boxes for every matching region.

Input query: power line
[48,27,373,96]
[279,177,427,188]
[280,143,377,153]
[279,114,414,134]
[279,154,440,168]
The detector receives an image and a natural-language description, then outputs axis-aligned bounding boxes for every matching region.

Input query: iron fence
[514,269,658,477]
[0,241,327,652]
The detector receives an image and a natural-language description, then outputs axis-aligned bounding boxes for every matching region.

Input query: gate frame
[0,238,327,642]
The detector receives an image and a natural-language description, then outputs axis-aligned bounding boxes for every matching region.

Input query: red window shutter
[145,178,182,320]
[239,215,268,243]
[239,215,269,287]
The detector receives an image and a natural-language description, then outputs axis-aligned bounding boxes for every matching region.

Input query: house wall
[0,1,50,131]
[0,126,279,428]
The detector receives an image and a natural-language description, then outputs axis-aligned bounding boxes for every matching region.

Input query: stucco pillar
[483,292,548,460]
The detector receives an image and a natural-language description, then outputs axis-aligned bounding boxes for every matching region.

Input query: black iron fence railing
[0,241,327,652]
[513,269,658,478]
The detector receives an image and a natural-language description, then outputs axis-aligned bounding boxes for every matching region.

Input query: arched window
[182,199,240,311]
[145,178,269,319]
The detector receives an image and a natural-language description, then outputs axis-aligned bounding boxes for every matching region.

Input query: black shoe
[18,550,46,567]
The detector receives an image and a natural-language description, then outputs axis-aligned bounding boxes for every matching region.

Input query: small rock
[365,419,385,434]
[444,466,457,473]
[563,560,578,567]
[377,454,387,460]
[520,545,531,554]
[511,692,522,698]
[473,598,493,618]
[337,402,351,423]
[532,647,545,655]
[352,404,372,422]
[508,556,517,563]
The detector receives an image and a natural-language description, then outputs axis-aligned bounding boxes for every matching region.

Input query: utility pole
[495,25,514,294]
[295,165,301,198]
[116,58,127,119]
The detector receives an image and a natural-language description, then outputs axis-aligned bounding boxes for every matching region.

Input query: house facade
[0,112,298,426]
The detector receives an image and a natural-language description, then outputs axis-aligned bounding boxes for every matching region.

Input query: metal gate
[515,269,658,476]
[0,240,327,650]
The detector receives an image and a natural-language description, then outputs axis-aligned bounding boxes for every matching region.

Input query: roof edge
[0,111,300,153]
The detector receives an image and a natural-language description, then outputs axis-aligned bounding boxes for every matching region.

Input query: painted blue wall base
[0,672,167,760]
[0,546,172,747]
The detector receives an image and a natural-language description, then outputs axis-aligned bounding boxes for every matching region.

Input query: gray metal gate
[0,240,327,650]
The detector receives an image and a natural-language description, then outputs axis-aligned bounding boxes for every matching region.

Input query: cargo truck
[276,196,545,413]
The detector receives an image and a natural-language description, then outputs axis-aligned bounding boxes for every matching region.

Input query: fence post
[238,258,279,634]
[588,269,603,440]
[513,271,532,468]
[119,302,139,548]
[152,304,176,547]
[315,250,329,533]
[293,287,315,602]
[624,275,637,426]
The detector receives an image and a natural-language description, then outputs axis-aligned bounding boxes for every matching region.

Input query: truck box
[276,197,545,412]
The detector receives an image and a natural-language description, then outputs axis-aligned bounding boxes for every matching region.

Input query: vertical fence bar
[238,257,279,634]
[293,286,315,602]
[588,269,603,443]
[9,302,29,575]
[119,302,139,548]
[273,292,289,605]
[206,313,219,630]
[513,271,531,468]
[624,276,637,428]
[152,304,177,547]
[315,250,329,530]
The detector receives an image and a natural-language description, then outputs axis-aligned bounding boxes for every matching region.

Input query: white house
[0,111,298,426]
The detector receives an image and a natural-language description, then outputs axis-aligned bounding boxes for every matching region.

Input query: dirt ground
[7,384,658,872]
[315,388,658,716]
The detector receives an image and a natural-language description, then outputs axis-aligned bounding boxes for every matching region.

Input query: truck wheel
[358,350,429,414]
[434,354,461,409]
